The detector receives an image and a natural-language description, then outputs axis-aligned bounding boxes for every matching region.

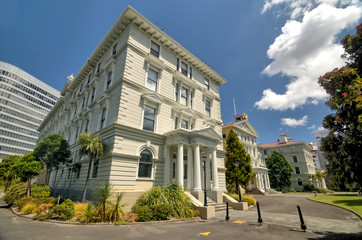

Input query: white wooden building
[38,6,227,205]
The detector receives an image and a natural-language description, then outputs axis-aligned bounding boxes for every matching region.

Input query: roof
[223,119,259,138]
[258,141,305,148]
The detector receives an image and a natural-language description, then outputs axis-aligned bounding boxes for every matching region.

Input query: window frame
[204,78,210,90]
[106,71,112,89]
[142,106,156,132]
[295,167,300,174]
[100,108,107,130]
[146,68,159,92]
[181,61,188,76]
[181,119,188,129]
[180,86,188,106]
[205,99,211,117]
[150,40,160,58]
[137,149,153,179]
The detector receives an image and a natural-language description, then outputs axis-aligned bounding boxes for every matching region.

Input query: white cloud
[256,1,362,111]
[308,124,326,132]
[281,115,308,127]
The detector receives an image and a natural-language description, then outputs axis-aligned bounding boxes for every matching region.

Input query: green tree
[266,151,292,191]
[318,23,362,192]
[225,129,254,194]
[0,155,22,191]
[13,153,42,197]
[79,133,106,202]
[33,134,71,184]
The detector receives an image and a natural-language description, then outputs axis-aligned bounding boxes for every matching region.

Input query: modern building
[0,61,60,161]
[223,114,271,193]
[314,131,329,171]
[38,6,227,205]
[258,134,316,190]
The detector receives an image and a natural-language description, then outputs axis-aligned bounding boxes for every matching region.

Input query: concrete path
[215,193,362,233]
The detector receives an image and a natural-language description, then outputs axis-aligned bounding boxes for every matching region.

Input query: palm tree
[79,133,106,202]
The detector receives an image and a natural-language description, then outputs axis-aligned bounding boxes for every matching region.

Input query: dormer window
[181,62,188,76]
[150,41,160,58]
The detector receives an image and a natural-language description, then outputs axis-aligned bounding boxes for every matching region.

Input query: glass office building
[0,61,60,161]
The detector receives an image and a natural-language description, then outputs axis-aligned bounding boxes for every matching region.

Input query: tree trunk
[65,167,74,198]
[27,178,31,197]
[82,156,93,203]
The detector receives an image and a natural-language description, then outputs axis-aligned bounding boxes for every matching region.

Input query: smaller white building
[314,131,329,171]
[223,114,271,193]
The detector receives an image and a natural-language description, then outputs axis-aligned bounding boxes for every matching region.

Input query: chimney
[280,133,288,142]
[287,137,293,142]
[234,114,242,122]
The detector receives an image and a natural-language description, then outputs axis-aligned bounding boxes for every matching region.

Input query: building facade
[38,7,227,204]
[314,131,329,171]
[0,61,60,161]
[223,114,271,193]
[258,134,316,190]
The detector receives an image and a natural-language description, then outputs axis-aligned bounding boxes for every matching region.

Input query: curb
[307,197,362,221]
[9,207,204,226]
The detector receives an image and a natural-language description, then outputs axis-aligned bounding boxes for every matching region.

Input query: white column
[206,154,211,190]
[193,144,201,190]
[212,148,219,190]
[267,174,271,189]
[187,146,193,190]
[177,143,184,187]
[163,145,170,185]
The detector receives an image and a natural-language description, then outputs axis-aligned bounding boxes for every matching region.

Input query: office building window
[181,87,188,106]
[146,68,158,92]
[175,83,179,101]
[181,61,188,76]
[150,41,160,58]
[138,150,153,178]
[205,99,211,117]
[176,58,180,71]
[107,71,112,89]
[84,119,89,133]
[174,117,178,129]
[100,108,107,129]
[112,42,117,55]
[264,150,267,155]
[97,62,101,73]
[91,87,96,102]
[143,106,155,132]
[297,178,303,186]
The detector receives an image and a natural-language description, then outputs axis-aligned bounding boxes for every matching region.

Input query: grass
[309,194,362,216]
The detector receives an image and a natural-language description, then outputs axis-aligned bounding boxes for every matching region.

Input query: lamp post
[235,162,241,202]
[202,154,208,207]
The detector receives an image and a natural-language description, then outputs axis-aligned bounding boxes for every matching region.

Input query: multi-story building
[314,131,329,171]
[38,6,227,204]
[0,61,60,161]
[258,134,316,190]
[223,114,270,193]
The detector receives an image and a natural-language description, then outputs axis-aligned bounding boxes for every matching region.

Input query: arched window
[297,178,303,186]
[138,150,153,178]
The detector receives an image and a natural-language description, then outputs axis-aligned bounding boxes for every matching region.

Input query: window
[189,67,192,79]
[100,108,107,129]
[204,79,210,90]
[205,99,211,117]
[82,97,86,109]
[176,58,180,71]
[181,62,188,76]
[97,62,101,73]
[147,68,158,91]
[76,164,81,179]
[279,148,283,153]
[293,155,298,163]
[190,91,193,108]
[143,106,155,132]
[264,150,267,155]
[87,73,92,83]
[112,42,117,55]
[84,119,89,133]
[295,167,300,174]
[172,162,176,178]
[150,41,160,58]
[222,133,226,138]
[91,87,96,102]
[67,167,71,179]
[92,159,99,178]
[181,87,188,106]
[175,83,179,101]
[174,117,178,129]
[107,71,112,89]
[74,104,77,116]
[297,178,303,186]
[138,150,153,178]
[291,146,296,152]
[75,126,79,140]
[181,119,188,129]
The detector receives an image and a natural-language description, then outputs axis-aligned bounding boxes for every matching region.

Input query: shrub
[123,212,138,222]
[149,203,172,220]
[15,197,34,209]
[79,204,96,223]
[74,203,88,221]
[303,182,316,192]
[48,199,75,221]
[289,188,296,192]
[21,203,37,215]
[132,205,153,222]
[31,184,50,199]
[108,193,126,223]
[34,203,54,215]
[241,195,256,206]
[3,183,28,205]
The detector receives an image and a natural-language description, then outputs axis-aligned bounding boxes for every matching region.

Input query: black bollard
[226,202,230,221]
[257,201,263,225]
[297,205,307,231]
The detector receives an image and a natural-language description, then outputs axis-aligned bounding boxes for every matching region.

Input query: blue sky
[1,0,361,144]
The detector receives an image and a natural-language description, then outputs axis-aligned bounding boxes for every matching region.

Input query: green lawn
[309,194,362,216]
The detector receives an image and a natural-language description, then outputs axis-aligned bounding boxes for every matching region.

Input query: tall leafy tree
[318,23,362,192]
[79,133,106,202]
[0,155,22,191]
[13,153,42,197]
[266,151,292,191]
[225,129,254,193]
[33,134,71,184]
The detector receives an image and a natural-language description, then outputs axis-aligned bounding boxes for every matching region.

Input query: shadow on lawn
[332,199,362,207]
